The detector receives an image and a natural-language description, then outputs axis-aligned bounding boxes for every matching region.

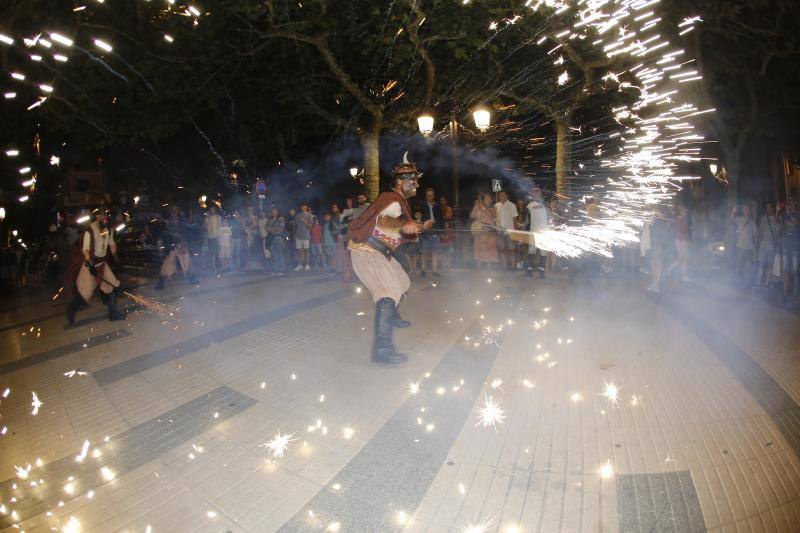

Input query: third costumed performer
[348,153,432,365]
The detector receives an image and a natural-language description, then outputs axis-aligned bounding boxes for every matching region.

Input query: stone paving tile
[0,328,131,372]
[0,385,254,528]
[3,273,800,531]
[91,289,350,386]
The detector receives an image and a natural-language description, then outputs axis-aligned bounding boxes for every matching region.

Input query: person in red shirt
[310,216,324,268]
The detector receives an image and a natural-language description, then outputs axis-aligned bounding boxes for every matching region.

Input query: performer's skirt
[160,248,191,278]
[76,263,119,301]
[350,248,410,304]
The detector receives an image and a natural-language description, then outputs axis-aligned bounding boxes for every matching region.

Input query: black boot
[371,298,407,365]
[67,295,85,325]
[392,306,410,328]
[107,291,126,321]
[154,277,165,290]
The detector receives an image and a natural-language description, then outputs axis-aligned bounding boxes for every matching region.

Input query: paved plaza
[1,269,800,532]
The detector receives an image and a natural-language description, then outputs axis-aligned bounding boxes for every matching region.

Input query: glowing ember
[600,380,620,405]
[31,391,42,415]
[475,394,505,430]
[260,431,295,458]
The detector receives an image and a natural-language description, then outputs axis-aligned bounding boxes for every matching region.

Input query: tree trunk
[555,115,571,198]
[360,119,382,202]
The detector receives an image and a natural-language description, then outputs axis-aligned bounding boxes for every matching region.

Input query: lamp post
[473,106,491,132]
[417,114,434,137]
[418,107,491,208]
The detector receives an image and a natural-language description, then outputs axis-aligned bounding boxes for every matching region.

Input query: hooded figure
[348,152,432,364]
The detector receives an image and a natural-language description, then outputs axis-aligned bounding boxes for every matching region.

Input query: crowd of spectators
[637,198,800,302]
[4,183,800,311]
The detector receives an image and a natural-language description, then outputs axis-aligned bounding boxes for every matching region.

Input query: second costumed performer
[348,153,432,365]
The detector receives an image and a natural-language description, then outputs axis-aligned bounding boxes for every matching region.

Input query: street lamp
[349,167,359,178]
[417,114,434,136]
[709,163,718,175]
[473,106,491,132]
[0,207,5,221]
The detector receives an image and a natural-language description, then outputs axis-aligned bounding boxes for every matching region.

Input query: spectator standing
[735,204,756,285]
[418,187,444,277]
[244,206,259,268]
[515,199,528,269]
[353,193,371,219]
[217,218,232,272]
[495,191,519,270]
[439,195,455,271]
[400,210,423,275]
[310,216,324,268]
[780,200,800,303]
[286,208,297,270]
[724,206,740,269]
[668,206,692,282]
[204,206,221,273]
[294,204,313,271]
[266,206,287,274]
[647,205,673,294]
[525,187,549,278]
[257,209,269,266]
[471,193,498,270]
[322,212,337,271]
[341,197,356,221]
[755,202,778,288]
[335,203,354,281]
[229,211,245,271]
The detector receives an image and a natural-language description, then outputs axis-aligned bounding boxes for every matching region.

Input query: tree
[664,0,800,201]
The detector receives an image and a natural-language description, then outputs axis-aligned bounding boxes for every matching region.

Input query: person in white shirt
[205,206,222,273]
[495,191,518,270]
[525,187,550,278]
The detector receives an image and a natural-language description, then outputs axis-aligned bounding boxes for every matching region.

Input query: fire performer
[348,153,432,365]
[65,208,126,324]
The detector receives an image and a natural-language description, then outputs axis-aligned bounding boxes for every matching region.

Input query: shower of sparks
[260,431,295,458]
[599,380,620,405]
[31,391,42,415]
[123,291,179,321]
[475,394,505,430]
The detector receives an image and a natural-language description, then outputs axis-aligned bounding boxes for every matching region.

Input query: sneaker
[293,265,302,272]
[646,284,656,293]
[304,265,310,271]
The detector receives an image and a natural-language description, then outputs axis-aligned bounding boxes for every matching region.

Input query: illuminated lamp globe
[709,163,718,175]
[417,114,434,136]
[473,107,491,132]
[349,167,359,178]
